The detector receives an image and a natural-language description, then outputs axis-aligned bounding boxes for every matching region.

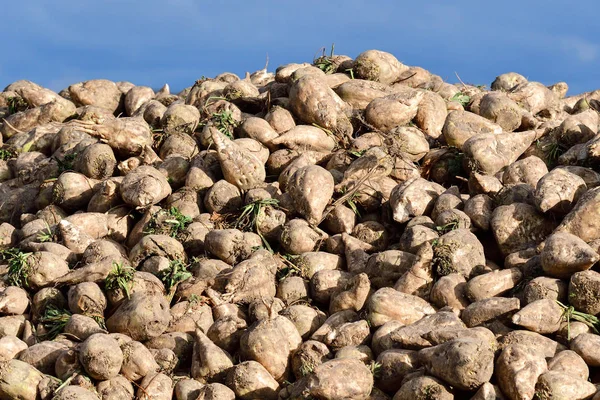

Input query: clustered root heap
[0,47,600,400]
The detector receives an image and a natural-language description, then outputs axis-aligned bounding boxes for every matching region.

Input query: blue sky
[2,1,599,96]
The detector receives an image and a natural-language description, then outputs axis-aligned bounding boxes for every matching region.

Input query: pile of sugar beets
[1,48,600,400]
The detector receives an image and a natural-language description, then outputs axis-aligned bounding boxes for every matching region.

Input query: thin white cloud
[558,35,599,62]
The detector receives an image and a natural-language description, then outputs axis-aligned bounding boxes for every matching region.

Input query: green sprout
[0,147,17,160]
[37,222,54,243]
[369,361,382,379]
[163,207,193,238]
[236,198,280,252]
[202,96,228,109]
[299,360,316,376]
[276,254,304,281]
[557,301,600,340]
[105,262,135,299]
[143,216,158,235]
[157,259,192,301]
[435,219,459,235]
[339,186,361,216]
[187,293,202,306]
[348,149,365,158]
[449,92,471,107]
[211,110,238,139]
[311,123,335,137]
[190,256,206,265]
[547,144,565,164]
[6,96,28,115]
[314,57,336,74]
[346,193,361,217]
[39,304,71,340]
[53,374,76,397]
[1,248,32,288]
[536,139,567,165]
[91,315,106,330]
[183,294,206,315]
[346,68,355,80]
[313,43,337,74]
[55,152,77,173]
[145,207,192,238]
